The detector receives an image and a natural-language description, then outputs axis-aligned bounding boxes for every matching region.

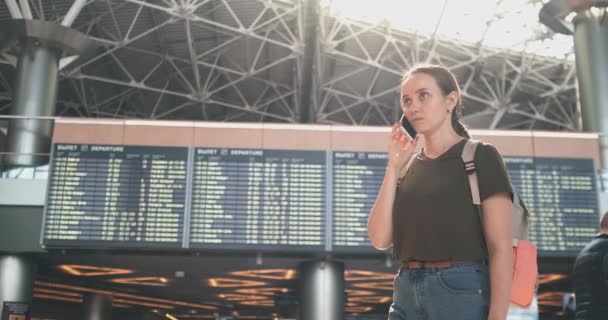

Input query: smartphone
[399,113,417,141]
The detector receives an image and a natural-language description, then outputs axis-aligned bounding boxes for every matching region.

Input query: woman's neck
[423,126,464,159]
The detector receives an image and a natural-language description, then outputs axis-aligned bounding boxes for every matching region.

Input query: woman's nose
[408,100,422,112]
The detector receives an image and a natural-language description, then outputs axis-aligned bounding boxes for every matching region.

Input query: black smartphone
[399,113,417,141]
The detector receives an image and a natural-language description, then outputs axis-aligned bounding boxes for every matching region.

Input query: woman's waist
[401,258,487,270]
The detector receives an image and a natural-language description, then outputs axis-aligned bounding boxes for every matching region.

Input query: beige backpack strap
[397,153,419,186]
[461,139,481,205]
[404,152,418,173]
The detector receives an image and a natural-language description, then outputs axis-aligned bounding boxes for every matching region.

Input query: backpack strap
[461,139,481,205]
[512,189,530,243]
[397,153,419,187]
[463,139,527,248]
[404,152,418,173]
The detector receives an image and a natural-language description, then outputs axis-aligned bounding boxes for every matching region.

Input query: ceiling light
[235,288,291,296]
[352,281,393,291]
[230,269,297,280]
[345,289,375,296]
[345,270,395,281]
[348,296,392,304]
[537,292,566,307]
[110,277,170,287]
[240,300,274,307]
[217,294,268,302]
[206,278,266,288]
[34,287,82,298]
[58,265,133,277]
[35,281,216,311]
[165,313,179,320]
[539,274,567,284]
[33,293,82,304]
[346,306,373,313]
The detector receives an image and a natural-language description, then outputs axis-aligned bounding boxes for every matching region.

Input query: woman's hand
[387,123,419,174]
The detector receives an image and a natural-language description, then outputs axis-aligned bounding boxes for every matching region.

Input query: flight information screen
[189,148,326,251]
[330,152,600,257]
[41,143,599,256]
[42,144,188,248]
[332,151,387,252]
[506,157,599,257]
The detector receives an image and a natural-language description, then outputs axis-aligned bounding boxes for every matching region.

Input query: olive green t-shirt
[393,139,512,262]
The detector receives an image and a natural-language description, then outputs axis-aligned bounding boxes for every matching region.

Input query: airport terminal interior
[0,0,606,319]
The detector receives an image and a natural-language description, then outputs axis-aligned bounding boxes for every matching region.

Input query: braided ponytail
[451,103,471,139]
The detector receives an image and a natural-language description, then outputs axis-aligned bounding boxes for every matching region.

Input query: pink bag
[511,240,538,308]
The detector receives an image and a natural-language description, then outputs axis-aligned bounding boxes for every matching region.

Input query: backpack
[462,139,538,308]
[403,139,538,308]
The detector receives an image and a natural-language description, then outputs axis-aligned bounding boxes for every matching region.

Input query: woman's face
[400,72,456,136]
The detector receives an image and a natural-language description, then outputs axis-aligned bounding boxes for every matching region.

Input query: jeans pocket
[437,266,488,295]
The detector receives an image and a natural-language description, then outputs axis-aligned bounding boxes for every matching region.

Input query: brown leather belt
[404,259,469,269]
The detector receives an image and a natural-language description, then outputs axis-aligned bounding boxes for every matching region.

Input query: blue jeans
[388,263,490,320]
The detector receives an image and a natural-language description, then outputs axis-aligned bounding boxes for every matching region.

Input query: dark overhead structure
[0,0,580,131]
[540,0,608,181]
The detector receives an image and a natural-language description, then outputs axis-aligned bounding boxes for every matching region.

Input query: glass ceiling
[323,0,574,59]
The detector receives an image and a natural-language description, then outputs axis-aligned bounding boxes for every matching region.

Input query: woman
[368,65,513,320]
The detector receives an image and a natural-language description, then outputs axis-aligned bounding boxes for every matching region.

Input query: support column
[540,1,608,205]
[83,293,112,320]
[298,0,320,123]
[5,39,60,167]
[0,19,94,168]
[571,8,608,192]
[297,260,344,320]
[0,255,34,318]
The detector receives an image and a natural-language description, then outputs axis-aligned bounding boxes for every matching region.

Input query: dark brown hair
[402,64,471,139]
[601,212,608,232]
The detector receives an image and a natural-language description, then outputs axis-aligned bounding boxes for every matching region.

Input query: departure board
[331,152,600,257]
[332,151,387,252]
[41,142,599,256]
[506,157,599,257]
[189,148,326,251]
[43,144,188,248]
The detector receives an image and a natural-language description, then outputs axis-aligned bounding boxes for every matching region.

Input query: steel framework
[0,0,579,130]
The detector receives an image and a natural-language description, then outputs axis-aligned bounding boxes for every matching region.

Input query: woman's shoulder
[471,140,503,160]
[469,140,509,173]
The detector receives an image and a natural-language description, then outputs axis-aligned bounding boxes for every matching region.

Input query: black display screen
[330,152,600,257]
[42,144,599,257]
[505,157,599,257]
[42,144,188,248]
[332,151,387,252]
[189,148,326,251]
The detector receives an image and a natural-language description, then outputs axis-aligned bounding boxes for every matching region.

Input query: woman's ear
[446,91,460,111]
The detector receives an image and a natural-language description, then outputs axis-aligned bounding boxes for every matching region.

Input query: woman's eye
[420,92,429,99]
[402,98,411,106]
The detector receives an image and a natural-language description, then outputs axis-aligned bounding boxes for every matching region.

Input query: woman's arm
[368,167,400,249]
[368,124,418,250]
[481,192,513,320]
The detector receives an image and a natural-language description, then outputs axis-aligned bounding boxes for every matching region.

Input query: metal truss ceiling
[0,0,579,131]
